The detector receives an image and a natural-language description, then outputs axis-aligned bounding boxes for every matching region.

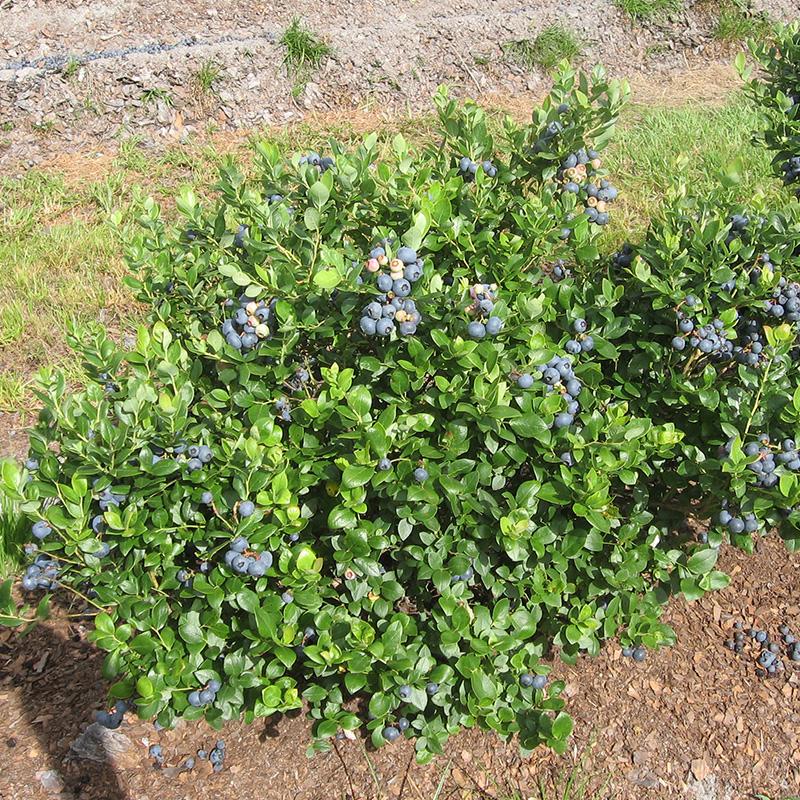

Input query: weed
[279,16,332,94]
[502,25,583,71]
[62,56,81,79]
[615,0,682,20]
[195,60,221,94]
[714,1,771,42]
[0,488,25,578]
[141,87,174,107]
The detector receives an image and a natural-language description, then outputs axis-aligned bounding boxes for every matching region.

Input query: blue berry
[239,501,255,518]
[517,373,534,389]
[467,321,486,339]
[531,675,548,690]
[383,726,401,742]
[485,317,503,335]
[413,467,429,483]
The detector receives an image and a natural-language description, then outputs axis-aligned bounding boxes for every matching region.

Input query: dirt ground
[1,0,798,167]
[1,537,799,800]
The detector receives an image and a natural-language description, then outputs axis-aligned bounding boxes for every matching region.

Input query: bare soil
[0,0,797,167]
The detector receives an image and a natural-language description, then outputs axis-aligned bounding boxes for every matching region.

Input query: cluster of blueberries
[515,321,589,430]
[233,224,249,250]
[764,280,800,322]
[208,740,226,772]
[612,243,635,270]
[176,569,193,588]
[223,535,273,577]
[150,739,224,771]
[96,700,128,729]
[20,553,61,592]
[620,645,648,662]
[724,621,800,677]
[184,443,214,473]
[145,440,213,473]
[670,298,732,358]
[733,317,768,368]
[221,296,277,352]
[188,679,222,708]
[550,259,571,282]
[98,371,119,394]
[457,156,498,180]
[274,396,292,422]
[465,283,503,339]
[286,366,311,394]
[154,739,226,772]
[747,251,774,285]
[530,110,568,154]
[556,149,618,227]
[98,485,126,510]
[382,682,446,741]
[519,673,549,689]
[298,152,335,172]
[780,155,800,192]
[725,213,751,245]
[381,719,409,742]
[564,317,595,355]
[359,246,424,337]
[717,497,761,535]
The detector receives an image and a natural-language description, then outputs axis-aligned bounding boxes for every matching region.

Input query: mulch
[1,536,799,800]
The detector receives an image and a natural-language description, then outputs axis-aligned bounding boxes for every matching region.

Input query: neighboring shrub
[604,180,800,558]
[741,23,800,195]
[1,60,799,764]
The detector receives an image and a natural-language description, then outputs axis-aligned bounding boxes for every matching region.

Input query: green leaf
[313,269,341,289]
[686,548,718,575]
[309,181,330,209]
[341,465,374,490]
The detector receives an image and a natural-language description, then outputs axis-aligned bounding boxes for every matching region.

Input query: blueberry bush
[2,59,800,762]
[740,22,800,195]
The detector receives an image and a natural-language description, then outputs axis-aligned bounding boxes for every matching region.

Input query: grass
[502,25,583,71]
[713,1,771,42]
[615,0,682,20]
[195,60,221,94]
[280,17,332,75]
[141,87,174,107]
[62,56,81,79]
[606,94,774,234]
[279,17,332,95]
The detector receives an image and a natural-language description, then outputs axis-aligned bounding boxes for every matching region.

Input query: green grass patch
[195,60,221,94]
[502,25,583,71]
[713,1,771,42]
[280,17,332,95]
[605,94,774,236]
[614,0,681,20]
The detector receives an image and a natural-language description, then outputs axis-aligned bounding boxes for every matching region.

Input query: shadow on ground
[0,600,128,800]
